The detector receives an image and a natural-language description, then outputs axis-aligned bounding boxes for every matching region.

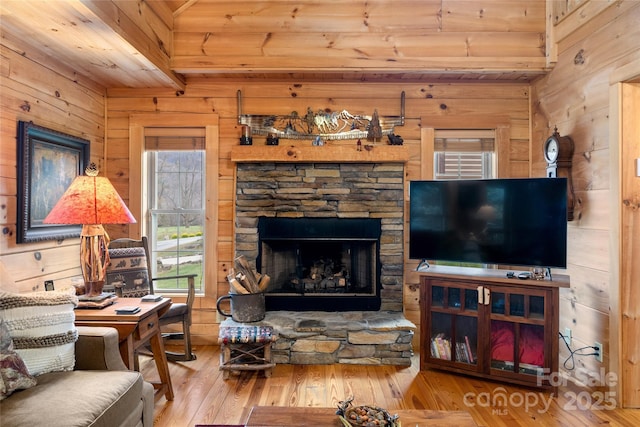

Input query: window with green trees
[145,136,205,293]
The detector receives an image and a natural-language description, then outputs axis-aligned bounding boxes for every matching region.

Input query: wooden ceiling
[0,0,549,90]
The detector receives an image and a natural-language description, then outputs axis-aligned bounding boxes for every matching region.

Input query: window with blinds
[144,128,205,293]
[434,130,495,180]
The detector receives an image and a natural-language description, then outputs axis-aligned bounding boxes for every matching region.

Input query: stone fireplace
[230,147,415,365]
[234,161,405,311]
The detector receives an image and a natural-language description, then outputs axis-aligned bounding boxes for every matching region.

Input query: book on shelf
[443,339,451,360]
[431,339,440,358]
[431,334,477,364]
[431,333,451,360]
[436,336,446,360]
[464,335,475,363]
[455,342,468,363]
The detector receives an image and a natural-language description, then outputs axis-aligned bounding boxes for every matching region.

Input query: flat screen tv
[409,178,568,269]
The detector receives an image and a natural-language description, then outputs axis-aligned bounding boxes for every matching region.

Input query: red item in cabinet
[491,321,544,366]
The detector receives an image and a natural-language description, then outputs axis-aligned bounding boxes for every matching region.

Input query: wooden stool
[218,325,276,379]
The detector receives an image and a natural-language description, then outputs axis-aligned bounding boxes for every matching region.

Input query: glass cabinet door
[518,324,545,375]
[430,312,477,365]
[490,320,545,375]
[430,312,452,360]
[429,284,478,367]
[490,319,516,372]
[489,288,547,377]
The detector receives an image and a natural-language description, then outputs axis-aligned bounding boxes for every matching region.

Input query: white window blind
[434,130,495,180]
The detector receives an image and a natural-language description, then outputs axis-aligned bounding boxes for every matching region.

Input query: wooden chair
[106,236,197,362]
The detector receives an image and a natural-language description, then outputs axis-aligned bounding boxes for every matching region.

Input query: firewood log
[258,274,270,292]
[229,278,250,294]
[234,256,260,293]
[227,273,250,294]
[234,273,249,292]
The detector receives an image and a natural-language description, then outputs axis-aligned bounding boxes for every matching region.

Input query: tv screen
[409,178,568,268]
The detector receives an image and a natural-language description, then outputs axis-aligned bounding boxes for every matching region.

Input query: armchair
[106,237,197,362]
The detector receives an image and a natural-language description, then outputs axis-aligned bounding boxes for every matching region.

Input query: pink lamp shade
[43,170,136,226]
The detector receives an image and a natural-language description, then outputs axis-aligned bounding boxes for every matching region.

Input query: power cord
[559,332,600,370]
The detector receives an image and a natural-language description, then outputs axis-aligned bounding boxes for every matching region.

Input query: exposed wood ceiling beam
[80,0,186,90]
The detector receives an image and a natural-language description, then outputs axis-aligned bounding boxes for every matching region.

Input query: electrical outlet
[563,327,572,345]
[594,342,603,363]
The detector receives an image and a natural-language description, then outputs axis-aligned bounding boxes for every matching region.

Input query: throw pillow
[105,246,151,297]
[0,319,37,400]
[0,287,78,376]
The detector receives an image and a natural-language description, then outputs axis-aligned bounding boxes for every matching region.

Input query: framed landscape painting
[17,121,90,243]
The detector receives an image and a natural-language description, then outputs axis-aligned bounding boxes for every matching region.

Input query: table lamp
[43,163,136,297]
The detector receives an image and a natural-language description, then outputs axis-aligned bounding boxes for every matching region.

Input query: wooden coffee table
[244,406,477,426]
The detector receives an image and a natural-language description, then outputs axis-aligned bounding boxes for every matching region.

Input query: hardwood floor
[143,345,640,426]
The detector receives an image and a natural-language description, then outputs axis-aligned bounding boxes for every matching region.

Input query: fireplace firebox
[257,217,381,311]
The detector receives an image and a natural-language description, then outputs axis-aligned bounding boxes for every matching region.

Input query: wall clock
[544,127,575,221]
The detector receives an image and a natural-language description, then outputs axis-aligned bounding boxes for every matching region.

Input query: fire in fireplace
[257,217,382,311]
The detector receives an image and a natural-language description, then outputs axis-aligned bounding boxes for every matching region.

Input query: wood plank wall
[532,0,640,405]
[105,81,530,346]
[0,44,106,292]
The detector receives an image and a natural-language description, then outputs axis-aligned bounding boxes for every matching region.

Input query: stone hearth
[220,311,415,366]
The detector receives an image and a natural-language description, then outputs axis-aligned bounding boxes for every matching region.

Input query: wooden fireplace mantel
[230,144,409,163]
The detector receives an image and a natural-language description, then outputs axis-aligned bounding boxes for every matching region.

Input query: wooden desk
[245,406,477,426]
[74,297,174,401]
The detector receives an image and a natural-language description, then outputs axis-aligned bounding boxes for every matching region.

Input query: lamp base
[84,280,105,297]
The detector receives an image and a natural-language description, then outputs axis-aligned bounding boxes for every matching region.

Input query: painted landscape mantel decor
[16,121,90,243]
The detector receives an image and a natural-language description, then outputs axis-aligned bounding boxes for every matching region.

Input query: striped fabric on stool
[218,325,276,379]
[219,326,274,344]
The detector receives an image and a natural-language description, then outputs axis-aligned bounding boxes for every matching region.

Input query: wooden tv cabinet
[419,266,569,389]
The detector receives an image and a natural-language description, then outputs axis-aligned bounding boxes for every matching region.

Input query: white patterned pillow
[0,288,78,376]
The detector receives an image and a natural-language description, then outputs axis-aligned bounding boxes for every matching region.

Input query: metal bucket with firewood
[216,256,270,322]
